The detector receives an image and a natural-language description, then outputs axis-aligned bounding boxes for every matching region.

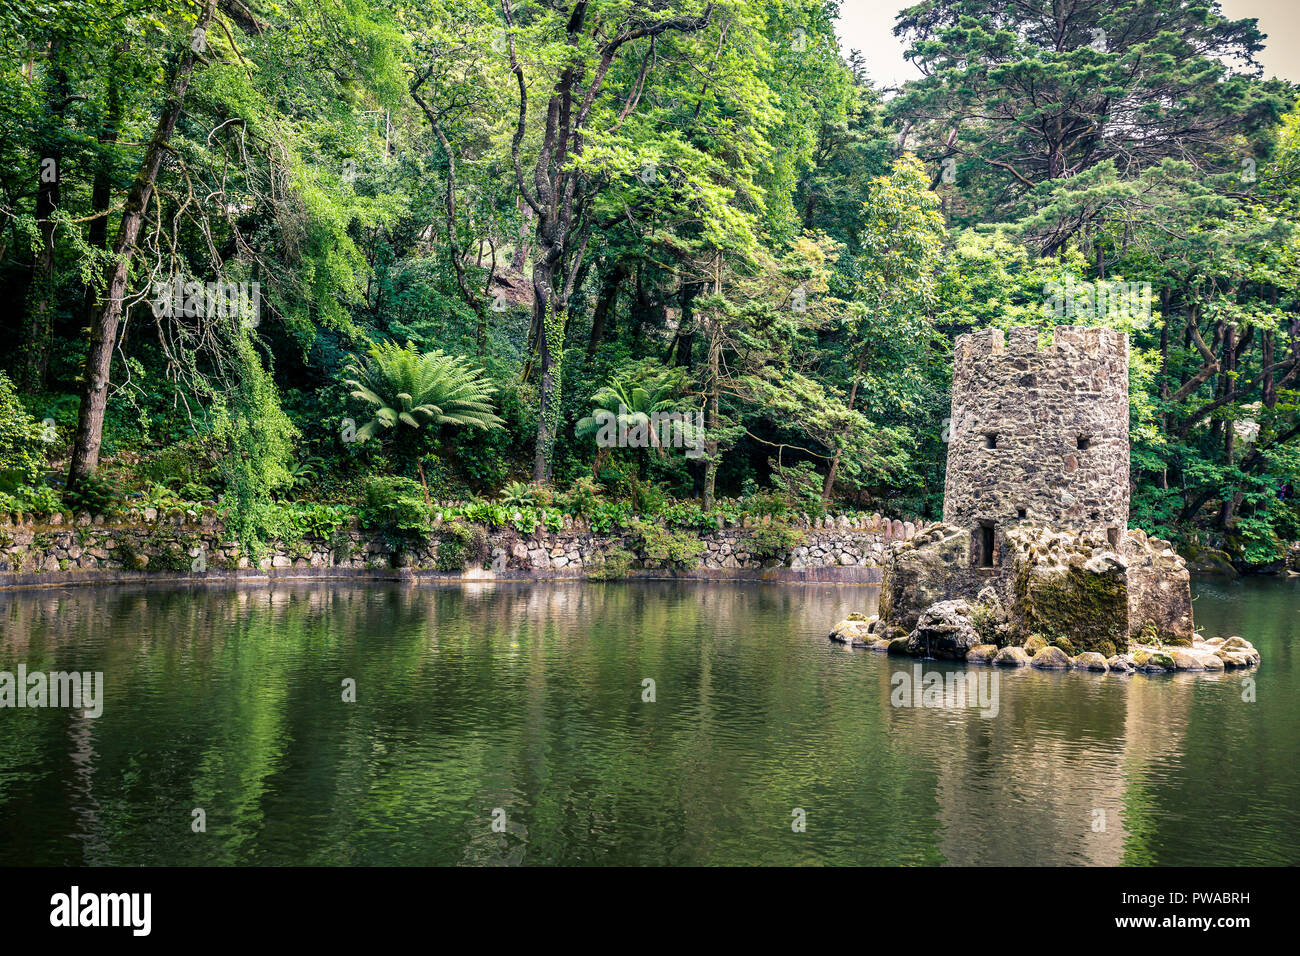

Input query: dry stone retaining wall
[0,509,929,589]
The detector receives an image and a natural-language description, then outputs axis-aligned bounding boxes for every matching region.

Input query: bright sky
[835,0,1300,89]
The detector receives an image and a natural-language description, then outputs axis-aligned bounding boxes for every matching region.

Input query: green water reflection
[0,578,1295,865]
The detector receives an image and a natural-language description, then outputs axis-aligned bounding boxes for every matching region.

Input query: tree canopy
[2,0,1299,568]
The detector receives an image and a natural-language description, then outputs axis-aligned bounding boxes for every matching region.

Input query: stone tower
[876,323,1196,652]
[943,326,1129,560]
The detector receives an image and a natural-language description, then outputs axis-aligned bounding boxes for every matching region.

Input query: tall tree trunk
[511,195,532,274]
[82,58,123,330]
[22,38,70,393]
[1157,288,1171,489]
[67,2,215,488]
[702,328,720,510]
[668,280,700,367]
[1264,287,1278,409]
[409,86,490,356]
[822,348,867,502]
[502,0,713,483]
[630,267,651,348]
[530,258,563,484]
[702,265,722,509]
[586,263,624,357]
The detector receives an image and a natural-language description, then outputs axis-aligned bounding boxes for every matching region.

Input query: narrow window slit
[976,523,996,568]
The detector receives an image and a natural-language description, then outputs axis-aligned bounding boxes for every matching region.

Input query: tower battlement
[952,325,1128,365]
[944,325,1130,546]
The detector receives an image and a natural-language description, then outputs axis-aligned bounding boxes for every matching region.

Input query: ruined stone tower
[877,323,1195,654]
[943,326,1130,562]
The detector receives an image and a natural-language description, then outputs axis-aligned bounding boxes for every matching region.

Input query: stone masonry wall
[0,509,929,587]
[943,326,1130,542]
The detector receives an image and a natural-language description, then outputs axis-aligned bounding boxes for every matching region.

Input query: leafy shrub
[62,471,121,516]
[151,541,197,573]
[342,341,504,441]
[0,483,61,515]
[768,458,826,517]
[211,339,297,554]
[631,478,667,516]
[557,476,601,517]
[742,489,788,518]
[137,437,215,491]
[658,500,730,530]
[435,498,566,535]
[589,499,632,533]
[511,508,540,534]
[0,372,49,492]
[970,604,1000,646]
[436,537,469,572]
[498,481,538,508]
[586,547,636,580]
[632,520,706,568]
[279,502,349,541]
[1225,516,1285,570]
[359,475,431,539]
[113,541,148,571]
[450,499,509,526]
[745,522,806,560]
[435,520,488,571]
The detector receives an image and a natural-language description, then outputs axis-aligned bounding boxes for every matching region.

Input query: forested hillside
[2,0,1298,569]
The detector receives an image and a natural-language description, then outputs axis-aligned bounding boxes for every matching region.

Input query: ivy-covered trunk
[702,312,721,510]
[531,262,564,485]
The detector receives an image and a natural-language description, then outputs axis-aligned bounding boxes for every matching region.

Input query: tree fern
[343,341,504,442]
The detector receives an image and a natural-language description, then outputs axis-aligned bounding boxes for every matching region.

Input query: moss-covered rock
[877,525,987,633]
[966,644,998,663]
[1215,648,1257,668]
[1106,655,1133,674]
[1014,550,1128,656]
[1030,645,1071,669]
[1139,651,1176,672]
[1073,651,1109,671]
[993,646,1030,667]
[876,523,1194,653]
[1024,634,1048,655]
[828,617,876,648]
[1179,543,1237,577]
[1200,653,1225,672]
[1052,636,1077,657]
[1168,649,1204,671]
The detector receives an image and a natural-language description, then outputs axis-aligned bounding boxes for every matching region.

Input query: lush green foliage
[0,372,51,511]
[344,342,504,441]
[2,0,1299,571]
